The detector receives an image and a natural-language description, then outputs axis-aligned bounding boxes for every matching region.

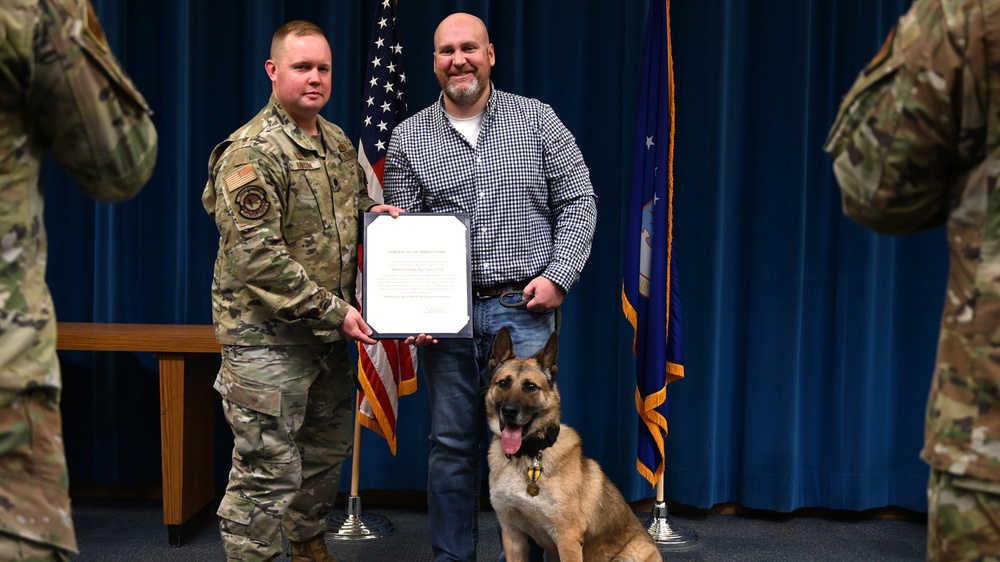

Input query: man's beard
[443,74,486,106]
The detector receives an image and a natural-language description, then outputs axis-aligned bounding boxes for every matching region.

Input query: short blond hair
[270,20,326,60]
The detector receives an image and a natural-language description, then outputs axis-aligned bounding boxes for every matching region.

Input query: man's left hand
[522,277,565,313]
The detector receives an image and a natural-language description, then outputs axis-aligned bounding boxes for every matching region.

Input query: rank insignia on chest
[225,165,257,192]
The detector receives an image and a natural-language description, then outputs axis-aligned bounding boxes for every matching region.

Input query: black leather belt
[473,280,529,300]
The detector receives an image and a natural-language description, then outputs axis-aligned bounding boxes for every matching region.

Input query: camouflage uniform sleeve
[823,0,986,234]
[28,0,157,201]
[355,158,378,212]
[205,144,353,332]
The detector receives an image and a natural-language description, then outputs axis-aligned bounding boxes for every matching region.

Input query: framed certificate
[361,212,473,339]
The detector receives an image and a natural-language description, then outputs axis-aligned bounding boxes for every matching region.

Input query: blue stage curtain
[46,0,937,512]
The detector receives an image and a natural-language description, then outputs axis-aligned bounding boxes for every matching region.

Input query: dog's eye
[523,382,538,392]
[496,379,510,390]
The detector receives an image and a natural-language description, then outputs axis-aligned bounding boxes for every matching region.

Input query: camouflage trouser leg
[0,533,69,562]
[280,345,354,543]
[0,390,76,555]
[927,468,1000,561]
[215,343,354,562]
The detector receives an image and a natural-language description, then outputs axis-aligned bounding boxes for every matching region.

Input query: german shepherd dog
[485,327,662,562]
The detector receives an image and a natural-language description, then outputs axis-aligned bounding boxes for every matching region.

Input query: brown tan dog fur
[486,327,662,562]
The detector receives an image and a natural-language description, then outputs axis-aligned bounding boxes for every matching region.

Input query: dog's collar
[512,425,560,458]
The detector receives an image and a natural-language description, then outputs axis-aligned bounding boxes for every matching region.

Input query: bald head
[433,13,490,49]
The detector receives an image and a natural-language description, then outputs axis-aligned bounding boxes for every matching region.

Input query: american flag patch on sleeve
[225,165,257,192]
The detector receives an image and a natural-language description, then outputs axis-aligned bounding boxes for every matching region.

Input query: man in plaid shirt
[383,12,597,562]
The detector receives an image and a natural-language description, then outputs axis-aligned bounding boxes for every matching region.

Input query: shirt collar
[435,82,497,123]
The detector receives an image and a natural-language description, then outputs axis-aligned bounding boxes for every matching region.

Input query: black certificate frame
[361,212,473,339]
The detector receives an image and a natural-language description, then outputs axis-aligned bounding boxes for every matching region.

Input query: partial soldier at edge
[825,0,1000,559]
[0,0,158,559]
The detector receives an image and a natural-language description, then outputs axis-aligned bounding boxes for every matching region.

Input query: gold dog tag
[527,482,539,496]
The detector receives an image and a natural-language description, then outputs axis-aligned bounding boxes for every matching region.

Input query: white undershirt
[447,111,484,148]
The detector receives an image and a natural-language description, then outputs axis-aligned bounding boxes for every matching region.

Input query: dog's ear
[488,327,515,372]
[536,331,559,382]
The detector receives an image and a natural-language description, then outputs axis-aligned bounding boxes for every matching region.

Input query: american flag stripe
[355,0,416,455]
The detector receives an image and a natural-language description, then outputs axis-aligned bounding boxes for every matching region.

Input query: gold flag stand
[328,394,394,540]
[645,474,697,550]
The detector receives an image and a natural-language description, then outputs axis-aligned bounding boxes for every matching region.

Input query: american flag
[355,0,417,455]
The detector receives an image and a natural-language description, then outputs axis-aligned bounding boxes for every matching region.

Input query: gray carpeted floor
[68,498,927,561]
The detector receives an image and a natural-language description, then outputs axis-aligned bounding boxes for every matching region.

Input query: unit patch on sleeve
[225,165,257,192]
[235,185,270,219]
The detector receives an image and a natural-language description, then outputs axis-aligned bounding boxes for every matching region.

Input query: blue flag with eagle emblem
[621,0,685,487]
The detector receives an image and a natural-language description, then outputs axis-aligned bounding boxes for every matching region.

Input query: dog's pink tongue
[501,426,522,455]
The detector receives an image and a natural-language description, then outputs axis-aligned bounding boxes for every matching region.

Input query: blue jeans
[424,297,554,562]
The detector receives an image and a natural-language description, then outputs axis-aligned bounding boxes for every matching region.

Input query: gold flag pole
[328,390,394,540]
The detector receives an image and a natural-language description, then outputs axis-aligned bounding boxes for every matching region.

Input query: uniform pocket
[216,363,281,417]
[217,491,254,526]
[216,361,295,463]
[0,393,35,479]
[216,491,279,547]
[0,390,66,487]
[283,159,328,243]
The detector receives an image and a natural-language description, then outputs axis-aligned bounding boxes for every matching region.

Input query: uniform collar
[266,96,325,156]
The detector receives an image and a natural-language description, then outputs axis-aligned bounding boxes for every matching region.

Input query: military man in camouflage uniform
[0,0,157,559]
[202,20,402,562]
[825,0,1000,559]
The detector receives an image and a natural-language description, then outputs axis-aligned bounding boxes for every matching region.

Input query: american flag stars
[360,0,407,171]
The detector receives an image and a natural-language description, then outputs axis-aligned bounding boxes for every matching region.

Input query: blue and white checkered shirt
[384,87,597,292]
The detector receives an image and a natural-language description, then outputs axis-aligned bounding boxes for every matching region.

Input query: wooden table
[57,322,220,546]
